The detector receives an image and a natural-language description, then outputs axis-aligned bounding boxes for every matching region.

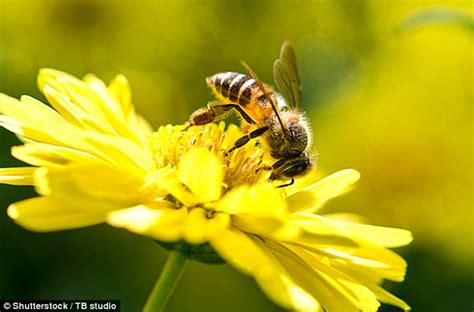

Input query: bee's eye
[282,159,309,178]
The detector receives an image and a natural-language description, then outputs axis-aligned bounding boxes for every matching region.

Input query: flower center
[149,122,271,190]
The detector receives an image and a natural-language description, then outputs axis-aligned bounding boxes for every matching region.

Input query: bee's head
[269,151,315,180]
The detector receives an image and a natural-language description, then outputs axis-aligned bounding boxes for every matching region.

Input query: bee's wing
[273,41,302,110]
[241,60,289,137]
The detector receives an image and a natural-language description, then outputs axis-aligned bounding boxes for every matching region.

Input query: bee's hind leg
[226,126,269,154]
[188,103,218,127]
[214,104,256,125]
[189,103,256,127]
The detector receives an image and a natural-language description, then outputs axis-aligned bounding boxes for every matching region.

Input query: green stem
[144,250,188,312]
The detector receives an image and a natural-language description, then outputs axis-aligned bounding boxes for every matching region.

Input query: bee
[189,41,315,186]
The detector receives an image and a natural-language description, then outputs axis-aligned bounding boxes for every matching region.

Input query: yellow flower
[0,69,412,311]
[0,69,155,230]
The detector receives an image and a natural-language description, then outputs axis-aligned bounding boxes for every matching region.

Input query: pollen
[149,122,271,190]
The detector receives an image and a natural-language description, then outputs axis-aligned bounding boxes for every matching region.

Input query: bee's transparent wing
[273,41,302,110]
[241,60,289,137]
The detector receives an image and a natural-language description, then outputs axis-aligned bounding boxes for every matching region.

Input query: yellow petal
[323,212,368,223]
[232,215,301,241]
[294,212,412,248]
[331,264,411,311]
[205,212,231,240]
[286,243,380,311]
[369,283,411,311]
[0,113,68,145]
[324,219,413,248]
[38,69,151,147]
[0,167,36,185]
[211,228,319,311]
[290,212,359,241]
[37,68,77,91]
[1,92,153,174]
[108,74,133,118]
[318,247,390,269]
[182,209,231,245]
[268,241,380,312]
[290,213,408,281]
[182,208,209,244]
[306,242,407,282]
[7,197,109,232]
[149,166,199,207]
[212,183,287,216]
[0,96,83,150]
[0,93,63,125]
[83,74,123,118]
[33,164,141,204]
[42,84,116,134]
[38,69,117,123]
[109,75,153,141]
[12,143,98,168]
[292,231,358,249]
[84,74,149,145]
[178,149,223,202]
[0,94,71,143]
[10,124,152,175]
[82,133,155,174]
[286,169,361,213]
[106,203,187,242]
[40,72,113,128]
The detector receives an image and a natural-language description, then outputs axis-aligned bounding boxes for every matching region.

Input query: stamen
[149,122,271,189]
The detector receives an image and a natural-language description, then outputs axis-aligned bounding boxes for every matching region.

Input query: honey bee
[189,41,315,186]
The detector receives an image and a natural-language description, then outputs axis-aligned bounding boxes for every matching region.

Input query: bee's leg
[226,126,269,154]
[214,104,256,125]
[255,165,272,173]
[189,103,255,126]
[276,179,294,188]
[188,104,217,126]
[259,158,295,187]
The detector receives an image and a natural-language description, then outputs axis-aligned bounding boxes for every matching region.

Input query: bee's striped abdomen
[237,78,256,105]
[207,72,256,107]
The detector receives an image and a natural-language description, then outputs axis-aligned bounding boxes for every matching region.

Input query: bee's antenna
[240,61,289,138]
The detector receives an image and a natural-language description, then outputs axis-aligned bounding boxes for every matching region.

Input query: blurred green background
[0,0,472,311]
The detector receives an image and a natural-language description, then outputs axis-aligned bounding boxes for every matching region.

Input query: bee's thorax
[264,111,311,159]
